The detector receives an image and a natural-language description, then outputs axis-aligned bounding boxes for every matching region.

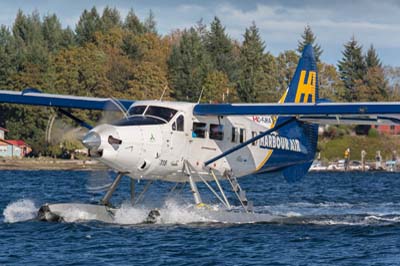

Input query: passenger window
[251,131,257,146]
[192,122,206,138]
[176,115,184,131]
[239,128,246,143]
[231,127,238,143]
[210,124,224,141]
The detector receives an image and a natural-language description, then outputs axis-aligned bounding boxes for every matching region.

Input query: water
[1,170,400,265]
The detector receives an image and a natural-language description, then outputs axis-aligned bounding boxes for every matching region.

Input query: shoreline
[0,158,397,172]
[0,158,108,170]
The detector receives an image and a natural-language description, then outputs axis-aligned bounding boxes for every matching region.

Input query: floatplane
[1,45,399,223]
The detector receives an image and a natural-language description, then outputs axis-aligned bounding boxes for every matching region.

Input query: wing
[0,88,134,111]
[193,102,400,125]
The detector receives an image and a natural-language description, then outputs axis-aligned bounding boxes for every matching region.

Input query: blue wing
[193,102,400,125]
[0,88,134,111]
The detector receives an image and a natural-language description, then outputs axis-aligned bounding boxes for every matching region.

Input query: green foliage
[202,70,231,103]
[124,9,145,34]
[144,10,157,34]
[75,7,101,45]
[338,37,366,101]
[168,28,211,101]
[276,50,299,93]
[297,25,323,62]
[236,23,273,102]
[319,135,400,161]
[365,45,381,68]
[368,127,379,138]
[205,17,237,82]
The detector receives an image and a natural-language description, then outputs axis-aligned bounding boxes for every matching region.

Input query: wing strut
[204,117,297,166]
[57,108,93,130]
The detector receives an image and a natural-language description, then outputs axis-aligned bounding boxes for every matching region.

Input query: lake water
[1,170,400,265]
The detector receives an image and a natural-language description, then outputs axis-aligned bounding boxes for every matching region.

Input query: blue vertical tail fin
[278,45,319,182]
[280,44,319,104]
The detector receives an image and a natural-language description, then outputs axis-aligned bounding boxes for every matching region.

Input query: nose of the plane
[82,124,122,153]
[82,131,101,150]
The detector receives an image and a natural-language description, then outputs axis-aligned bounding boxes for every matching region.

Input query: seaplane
[1,45,400,224]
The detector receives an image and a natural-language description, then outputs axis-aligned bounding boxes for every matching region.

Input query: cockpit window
[176,115,184,131]
[128,105,146,116]
[145,106,177,122]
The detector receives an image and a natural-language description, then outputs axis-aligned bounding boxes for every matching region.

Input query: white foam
[111,199,212,225]
[3,199,38,223]
[113,203,149,224]
[158,199,212,224]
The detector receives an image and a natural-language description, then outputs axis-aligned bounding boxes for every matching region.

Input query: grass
[318,134,400,162]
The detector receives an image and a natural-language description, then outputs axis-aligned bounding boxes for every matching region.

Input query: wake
[4,198,400,226]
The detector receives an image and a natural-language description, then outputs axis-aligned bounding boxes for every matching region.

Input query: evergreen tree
[337,36,366,101]
[195,18,207,40]
[356,67,388,101]
[61,26,76,48]
[0,26,16,88]
[236,23,269,102]
[100,6,121,32]
[75,7,101,44]
[359,45,387,101]
[42,14,63,52]
[365,44,381,68]
[297,25,323,62]
[168,28,211,101]
[124,9,145,35]
[144,10,157,34]
[205,17,236,82]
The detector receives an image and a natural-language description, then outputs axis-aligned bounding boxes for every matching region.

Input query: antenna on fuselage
[197,87,204,104]
[159,85,168,101]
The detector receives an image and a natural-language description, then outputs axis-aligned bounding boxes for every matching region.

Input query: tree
[236,23,268,102]
[275,50,299,98]
[124,9,145,35]
[204,17,236,81]
[168,28,211,101]
[42,14,63,52]
[61,26,76,48]
[0,26,16,88]
[100,6,121,32]
[202,71,231,103]
[127,62,168,100]
[357,67,388,101]
[318,63,345,101]
[144,10,157,34]
[75,7,101,44]
[365,44,381,68]
[337,36,366,101]
[297,25,323,62]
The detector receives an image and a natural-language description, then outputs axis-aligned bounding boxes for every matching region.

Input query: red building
[374,125,400,135]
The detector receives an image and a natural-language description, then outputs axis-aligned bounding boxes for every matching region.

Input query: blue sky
[1,0,400,66]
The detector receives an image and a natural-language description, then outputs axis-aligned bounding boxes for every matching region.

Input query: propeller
[45,98,130,194]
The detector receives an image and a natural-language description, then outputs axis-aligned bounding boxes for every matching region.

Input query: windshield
[145,106,177,122]
[128,105,146,116]
[127,105,177,122]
